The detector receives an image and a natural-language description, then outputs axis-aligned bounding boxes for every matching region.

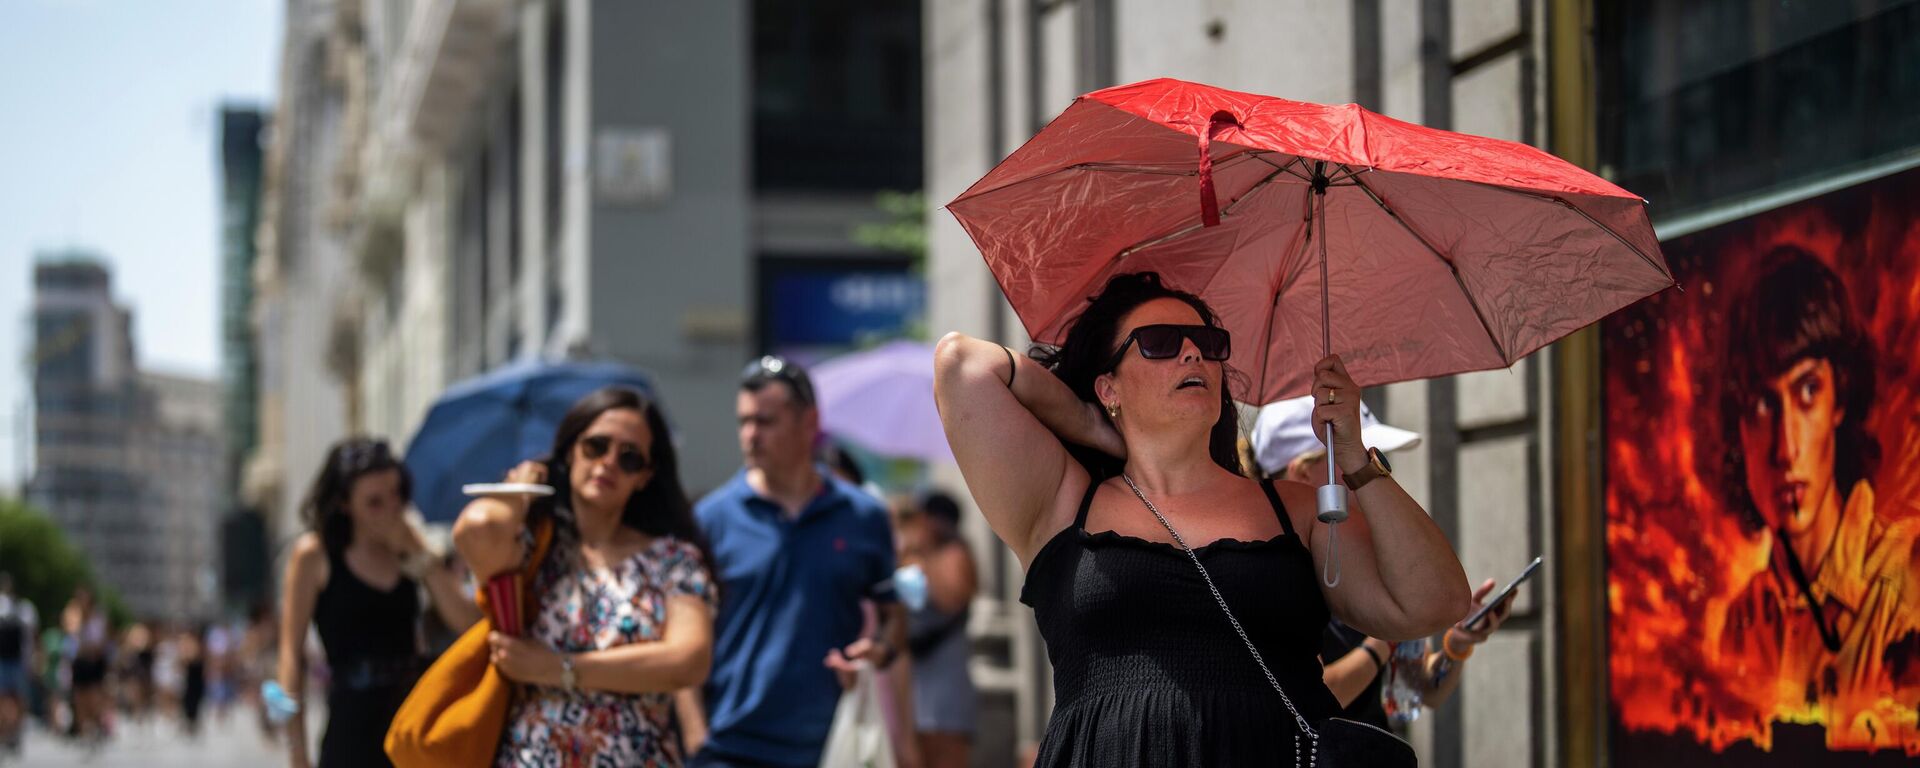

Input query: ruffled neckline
[1020,525,1299,606]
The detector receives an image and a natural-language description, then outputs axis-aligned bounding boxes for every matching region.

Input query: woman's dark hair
[1032,272,1245,479]
[917,488,962,528]
[299,437,412,557]
[536,386,712,567]
[1718,245,1879,531]
[822,441,867,486]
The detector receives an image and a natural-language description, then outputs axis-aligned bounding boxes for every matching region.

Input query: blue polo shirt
[695,469,897,767]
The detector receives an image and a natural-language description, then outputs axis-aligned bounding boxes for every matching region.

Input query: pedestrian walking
[179,628,206,738]
[60,586,112,745]
[238,600,279,742]
[896,490,979,768]
[113,622,156,728]
[933,272,1471,765]
[680,356,922,768]
[0,574,37,756]
[452,386,718,766]
[276,437,480,768]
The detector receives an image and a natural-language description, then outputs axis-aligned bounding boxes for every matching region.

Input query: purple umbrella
[812,340,952,462]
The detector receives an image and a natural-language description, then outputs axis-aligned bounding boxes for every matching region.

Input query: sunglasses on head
[741,355,817,407]
[1103,324,1231,372]
[335,439,394,474]
[578,434,649,474]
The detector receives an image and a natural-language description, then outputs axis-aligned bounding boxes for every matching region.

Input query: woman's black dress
[312,548,422,768]
[1021,477,1340,766]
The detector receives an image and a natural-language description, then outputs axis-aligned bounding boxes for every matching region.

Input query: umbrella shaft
[1315,178,1334,490]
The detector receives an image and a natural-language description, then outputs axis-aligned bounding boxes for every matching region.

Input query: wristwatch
[559,654,578,692]
[1342,447,1393,492]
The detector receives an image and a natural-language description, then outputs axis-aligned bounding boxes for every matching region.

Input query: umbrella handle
[1318,421,1348,588]
[1318,423,1349,523]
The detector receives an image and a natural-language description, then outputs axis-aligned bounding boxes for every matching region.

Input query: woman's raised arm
[933,332,1117,566]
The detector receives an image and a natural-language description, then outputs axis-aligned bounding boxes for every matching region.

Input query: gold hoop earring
[1105,402,1120,420]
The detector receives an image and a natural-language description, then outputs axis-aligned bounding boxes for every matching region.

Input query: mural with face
[1603,169,1920,762]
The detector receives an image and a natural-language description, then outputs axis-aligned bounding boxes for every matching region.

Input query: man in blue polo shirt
[684,356,920,768]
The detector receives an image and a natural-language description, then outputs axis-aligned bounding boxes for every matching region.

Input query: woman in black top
[276,438,480,768]
[933,272,1471,765]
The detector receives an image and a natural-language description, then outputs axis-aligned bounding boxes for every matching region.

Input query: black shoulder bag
[1120,474,1416,768]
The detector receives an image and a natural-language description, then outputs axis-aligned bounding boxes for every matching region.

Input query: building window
[752,0,923,192]
[1597,0,1920,220]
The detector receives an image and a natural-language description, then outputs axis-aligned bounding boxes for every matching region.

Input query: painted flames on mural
[1603,168,1920,759]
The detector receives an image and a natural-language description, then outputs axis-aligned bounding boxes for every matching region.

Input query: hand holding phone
[1460,555,1540,631]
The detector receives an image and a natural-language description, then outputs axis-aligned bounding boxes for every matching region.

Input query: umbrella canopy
[404,359,655,522]
[812,340,951,463]
[948,78,1674,403]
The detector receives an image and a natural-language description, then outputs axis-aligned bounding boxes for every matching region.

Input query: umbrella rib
[1258,210,1317,399]
[1327,166,1371,185]
[1458,183,1675,283]
[1350,174,1512,362]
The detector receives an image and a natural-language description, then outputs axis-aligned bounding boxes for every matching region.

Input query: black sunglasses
[741,355,817,407]
[578,434,649,474]
[1103,324,1231,372]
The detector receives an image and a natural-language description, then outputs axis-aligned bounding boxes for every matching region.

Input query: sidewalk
[9,706,320,767]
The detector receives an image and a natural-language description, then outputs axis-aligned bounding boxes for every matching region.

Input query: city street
[9,710,315,767]
[5,1,1919,765]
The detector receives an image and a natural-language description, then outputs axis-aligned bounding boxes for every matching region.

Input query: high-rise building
[28,256,223,621]
[28,256,146,610]
[220,107,267,504]
[219,105,271,608]
[128,372,224,620]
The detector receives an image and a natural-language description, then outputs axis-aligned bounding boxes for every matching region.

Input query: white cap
[1250,396,1422,477]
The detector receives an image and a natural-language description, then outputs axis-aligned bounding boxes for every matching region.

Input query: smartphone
[1462,555,1541,630]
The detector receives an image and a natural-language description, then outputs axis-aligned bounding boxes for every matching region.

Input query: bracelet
[1002,345,1018,388]
[1360,642,1385,672]
[558,653,578,692]
[1441,629,1474,661]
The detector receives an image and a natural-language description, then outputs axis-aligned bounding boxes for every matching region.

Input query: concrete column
[517,2,548,356]
[582,0,750,492]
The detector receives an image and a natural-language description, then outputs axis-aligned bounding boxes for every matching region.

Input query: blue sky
[0,0,281,492]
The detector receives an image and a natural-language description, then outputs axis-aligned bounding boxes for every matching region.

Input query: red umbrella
[948,77,1673,404]
[948,78,1673,549]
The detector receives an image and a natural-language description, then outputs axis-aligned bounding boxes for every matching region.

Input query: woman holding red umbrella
[934,272,1469,766]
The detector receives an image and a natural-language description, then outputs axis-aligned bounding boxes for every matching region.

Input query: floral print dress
[496,523,716,768]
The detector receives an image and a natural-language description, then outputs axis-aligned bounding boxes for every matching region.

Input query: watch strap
[1343,448,1387,491]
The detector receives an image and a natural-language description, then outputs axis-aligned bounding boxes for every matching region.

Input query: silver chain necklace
[1119,473,1321,767]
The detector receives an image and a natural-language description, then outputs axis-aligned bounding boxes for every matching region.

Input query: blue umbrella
[404,359,655,522]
